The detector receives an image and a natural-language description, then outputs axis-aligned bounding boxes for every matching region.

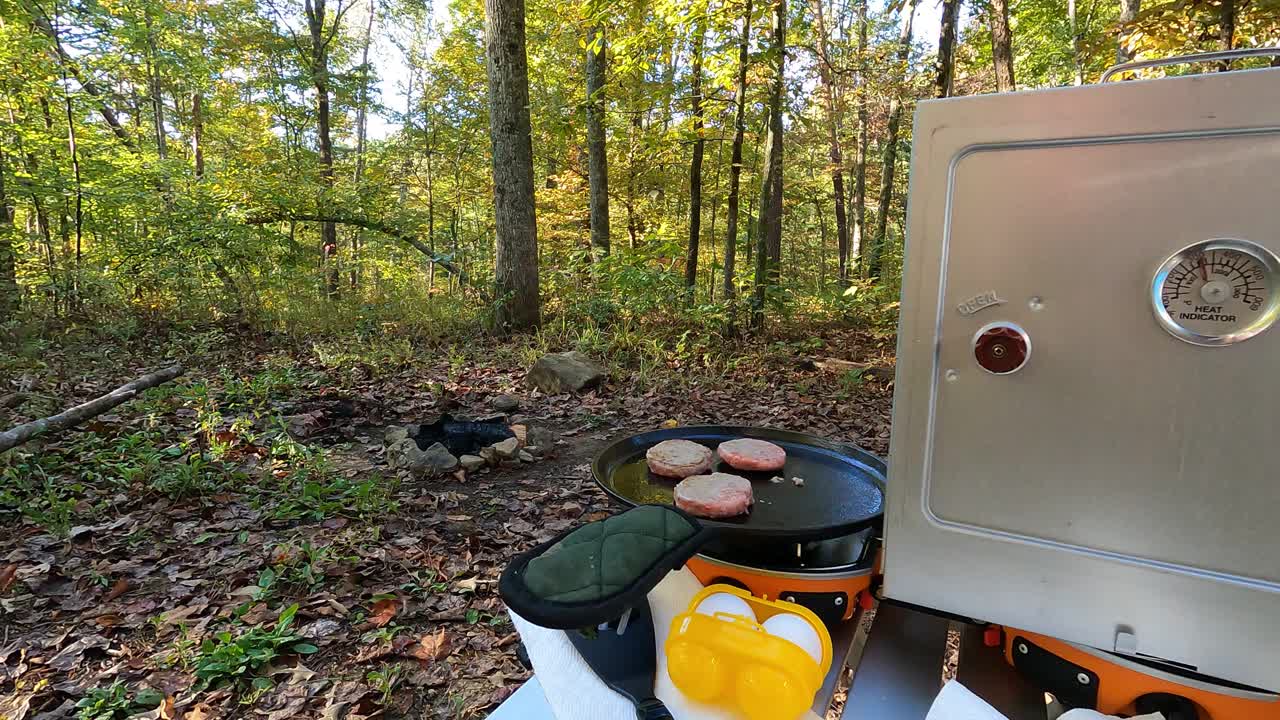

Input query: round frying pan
[592,426,886,544]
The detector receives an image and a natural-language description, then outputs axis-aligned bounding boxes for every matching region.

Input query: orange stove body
[684,554,871,623]
[1002,628,1280,720]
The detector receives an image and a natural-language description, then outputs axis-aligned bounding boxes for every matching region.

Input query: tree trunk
[852,0,869,272]
[988,0,1016,92]
[305,0,341,299]
[685,17,707,295]
[1068,0,1083,84]
[191,91,205,177]
[809,0,849,283]
[752,0,786,330]
[936,0,961,97]
[1218,0,1234,71]
[145,14,168,159]
[585,23,610,260]
[484,0,541,331]
[868,0,917,281]
[0,146,17,314]
[352,0,376,289]
[724,0,752,305]
[1115,0,1141,64]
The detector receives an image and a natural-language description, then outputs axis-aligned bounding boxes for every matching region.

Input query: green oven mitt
[499,505,715,629]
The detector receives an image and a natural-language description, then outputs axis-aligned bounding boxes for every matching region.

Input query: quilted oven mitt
[499,505,716,629]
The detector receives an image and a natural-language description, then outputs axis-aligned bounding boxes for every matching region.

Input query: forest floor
[0,322,896,720]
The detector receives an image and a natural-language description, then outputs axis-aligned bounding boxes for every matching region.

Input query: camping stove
[882,55,1280,716]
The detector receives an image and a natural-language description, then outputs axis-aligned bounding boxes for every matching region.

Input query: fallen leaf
[369,597,399,627]
[93,614,124,628]
[660,419,679,429]
[48,634,110,671]
[0,564,16,594]
[182,703,213,720]
[454,577,479,593]
[353,642,394,663]
[404,629,451,663]
[104,578,130,601]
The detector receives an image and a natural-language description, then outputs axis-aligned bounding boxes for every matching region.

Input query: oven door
[884,66,1280,691]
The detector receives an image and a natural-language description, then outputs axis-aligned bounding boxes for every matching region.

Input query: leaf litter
[0,327,893,718]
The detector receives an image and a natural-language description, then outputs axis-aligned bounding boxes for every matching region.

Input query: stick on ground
[0,366,184,453]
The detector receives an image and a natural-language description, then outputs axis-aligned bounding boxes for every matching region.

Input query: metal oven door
[884,66,1280,691]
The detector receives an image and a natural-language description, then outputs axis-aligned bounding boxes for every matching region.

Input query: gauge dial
[1152,238,1280,346]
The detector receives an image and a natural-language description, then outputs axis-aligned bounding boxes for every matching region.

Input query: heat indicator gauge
[1152,238,1280,346]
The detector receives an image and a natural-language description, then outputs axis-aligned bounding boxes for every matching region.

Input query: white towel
[509,567,825,720]
[926,680,1165,720]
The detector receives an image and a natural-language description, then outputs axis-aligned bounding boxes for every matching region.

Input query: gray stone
[491,437,520,460]
[492,394,521,412]
[417,443,459,476]
[386,439,420,470]
[523,445,541,456]
[384,425,410,445]
[459,455,486,472]
[479,446,499,465]
[525,351,607,394]
[387,439,458,477]
[525,424,557,452]
[518,450,535,463]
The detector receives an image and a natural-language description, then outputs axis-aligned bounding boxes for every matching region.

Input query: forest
[1,0,1278,716]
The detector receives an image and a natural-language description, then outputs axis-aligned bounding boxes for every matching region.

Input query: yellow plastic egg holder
[665,584,833,720]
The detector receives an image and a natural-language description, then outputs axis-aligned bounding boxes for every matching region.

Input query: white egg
[762,612,823,663]
[695,592,757,623]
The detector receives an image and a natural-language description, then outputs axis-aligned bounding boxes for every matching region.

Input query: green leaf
[291,643,318,654]
[465,608,480,624]
[276,603,299,630]
[133,688,164,708]
[251,677,273,691]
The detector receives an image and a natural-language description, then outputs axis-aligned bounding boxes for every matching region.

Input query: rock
[386,439,419,470]
[518,450,535,463]
[525,424,557,452]
[417,443,459,476]
[492,394,521,412]
[523,445,541,457]
[387,439,458,477]
[384,425,410,446]
[479,446,498,465]
[459,455,486,472]
[491,437,520,460]
[526,351,607,394]
[510,424,528,445]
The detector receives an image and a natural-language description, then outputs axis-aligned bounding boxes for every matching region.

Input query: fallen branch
[246,212,490,301]
[0,366,184,453]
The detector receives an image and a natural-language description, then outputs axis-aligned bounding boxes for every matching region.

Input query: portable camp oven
[880,50,1280,717]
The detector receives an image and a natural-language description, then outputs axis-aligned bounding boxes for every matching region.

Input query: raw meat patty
[674,473,754,518]
[717,438,787,472]
[646,439,714,478]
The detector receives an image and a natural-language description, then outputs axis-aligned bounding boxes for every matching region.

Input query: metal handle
[1102,47,1280,82]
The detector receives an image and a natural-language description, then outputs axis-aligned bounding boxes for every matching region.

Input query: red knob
[974,324,1029,374]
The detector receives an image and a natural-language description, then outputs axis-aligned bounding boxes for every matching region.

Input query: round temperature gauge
[1152,238,1280,346]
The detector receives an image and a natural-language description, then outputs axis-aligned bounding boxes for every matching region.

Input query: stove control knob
[973,323,1030,375]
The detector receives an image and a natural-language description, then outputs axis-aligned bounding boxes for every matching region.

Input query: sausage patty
[674,473,754,518]
[717,438,787,472]
[646,439,714,478]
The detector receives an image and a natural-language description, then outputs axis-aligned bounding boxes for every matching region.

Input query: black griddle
[592,426,886,544]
